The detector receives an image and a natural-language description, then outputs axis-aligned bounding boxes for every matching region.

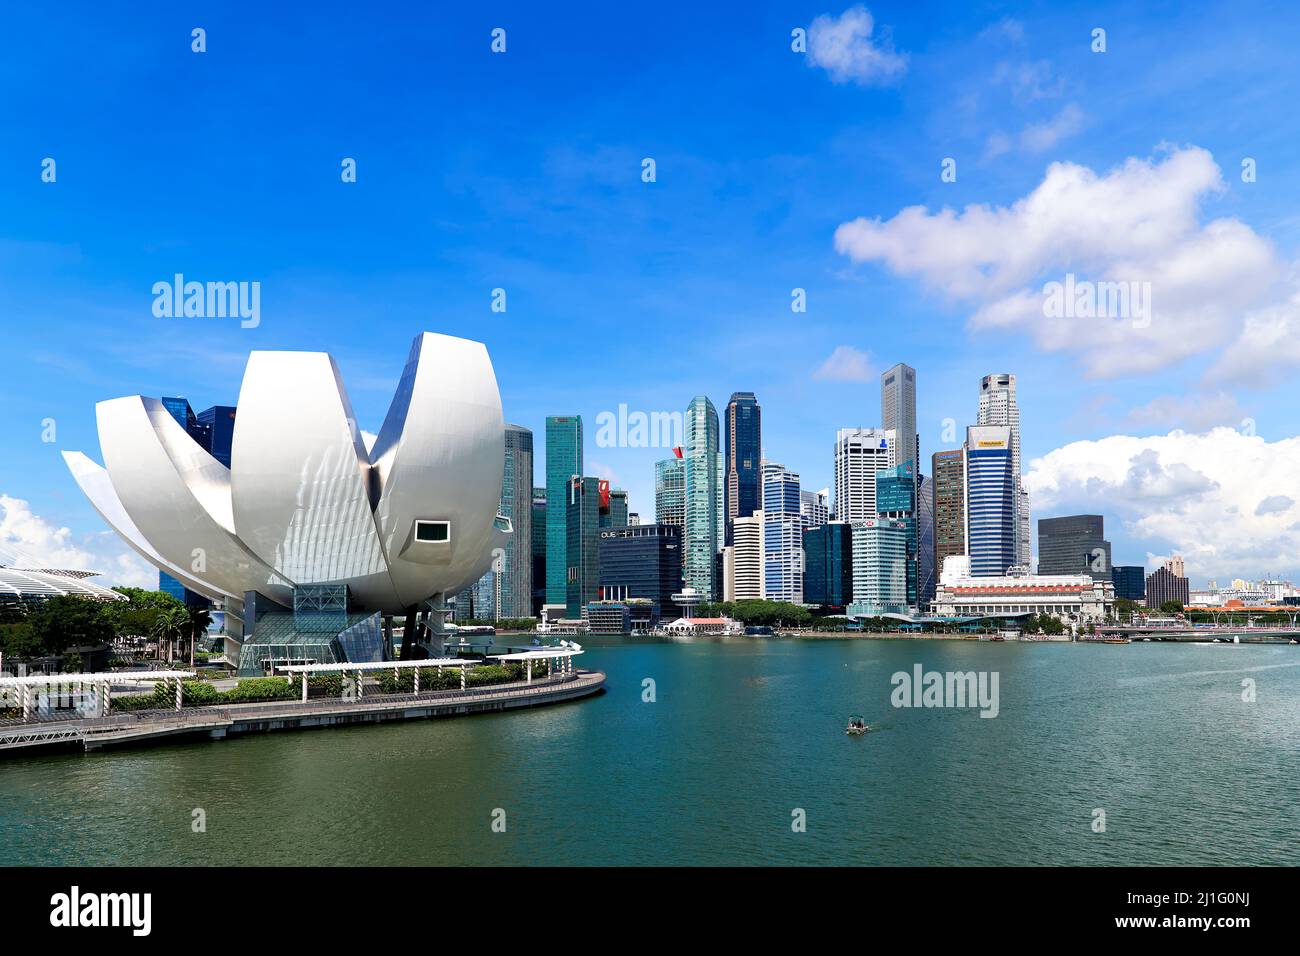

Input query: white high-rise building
[977,374,1030,568]
[833,428,895,523]
[800,487,830,530]
[724,511,765,600]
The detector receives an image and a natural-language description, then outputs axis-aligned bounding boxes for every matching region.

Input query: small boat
[845,714,869,735]
[1102,637,1131,645]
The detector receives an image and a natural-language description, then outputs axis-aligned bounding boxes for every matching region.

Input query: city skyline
[3,3,1300,589]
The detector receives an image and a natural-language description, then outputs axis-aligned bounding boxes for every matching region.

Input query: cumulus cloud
[0,493,157,589]
[1024,428,1300,580]
[834,145,1292,379]
[813,345,874,382]
[807,6,907,86]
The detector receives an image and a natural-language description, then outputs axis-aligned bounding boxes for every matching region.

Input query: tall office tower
[565,476,602,618]
[196,405,237,468]
[833,427,895,522]
[964,425,1017,576]
[1164,555,1186,578]
[158,396,212,608]
[1038,514,1111,581]
[800,488,830,530]
[803,521,853,608]
[726,512,765,600]
[601,488,629,528]
[1146,564,1190,608]
[916,474,936,610]
[931,449,966,585]
[1111,565,1146,602]
[545,416,583,605]
[723,392,762,546]
[655,456,686,528]
[598,524,683,620]
[881,363,919,480]
[494,423,533,618]
[977,374,1030,567]
[848,518,910,617]
[683,396,722,600]
[762,463,803,604]
[470,567,500,620]
[876,460,918,610]
[531,487,547,616]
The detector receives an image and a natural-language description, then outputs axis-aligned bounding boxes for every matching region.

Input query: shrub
[223,678,299,703]
[112,693,157,711]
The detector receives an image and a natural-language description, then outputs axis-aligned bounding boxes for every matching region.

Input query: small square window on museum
[414,520,450,542]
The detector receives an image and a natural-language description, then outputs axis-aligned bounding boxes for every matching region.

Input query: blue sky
[2,1,1299,587]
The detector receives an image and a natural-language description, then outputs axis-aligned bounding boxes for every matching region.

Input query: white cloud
[1126,391,1247,432]
[807,6,907,86]
[1024,428,1300,580]
[834,145,1288,378]
[1019,103,1085,152]
[813,345,873,382]
[0,493,157,589]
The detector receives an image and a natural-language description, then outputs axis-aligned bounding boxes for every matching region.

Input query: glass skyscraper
[848,518,910,617]
[565,476,602,618]
[762,462,802,603]
[876,460,918,610]
[655,456,686,528]
[196,405,237,468]
[545,416,582,606]
[803,521,852,608]
[598,524,683,620]
[1038,514,1111,580]
[964,425,1016,576]
[531,487,547,615]
[723,391,761,546]
[683,396,721,600]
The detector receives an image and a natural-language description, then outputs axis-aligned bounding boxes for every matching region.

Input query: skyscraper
[762,462,803,604]
[602,488,630,528]
[1146,564,1189,609]
[158,396,212,608]
[848,518,910,617]
[565,476,602,618]
[545,415,582,605]
[1038,515,1111,581]
[833,428,895,522]
[655,456,686,528]
[196,405,237,468]
[881,363,918,479]
[964,425,1016,576]
[725,511,765,600]
[978,374,1030,568]
[598,524,682,620]
[800,488,829,530]
[1111,565,1146,602]
[683,396,721,600]
[916,474,936,610]
[876,460,918,610]
[803,521,853,608]
[723,392,762,546]
[931,449,966,584]
[498,424,533,617]
[531,487,547,616]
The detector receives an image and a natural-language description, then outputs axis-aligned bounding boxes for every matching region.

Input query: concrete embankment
[0,670,606,755]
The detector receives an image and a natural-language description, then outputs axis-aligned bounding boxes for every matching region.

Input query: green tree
[1114,598,1136,623]
[27,596,114,655]
[0,620,41,660]
[1160,601,1184,615]
[187,605,213,666]
[150,606,191,663]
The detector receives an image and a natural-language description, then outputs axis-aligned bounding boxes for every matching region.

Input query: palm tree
[187,606,212,667]
[150,608,189,663]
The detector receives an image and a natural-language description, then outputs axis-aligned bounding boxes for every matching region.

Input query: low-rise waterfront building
[933,569,1114,623]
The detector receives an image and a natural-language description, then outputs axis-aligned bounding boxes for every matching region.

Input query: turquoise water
[2,637,1297,865]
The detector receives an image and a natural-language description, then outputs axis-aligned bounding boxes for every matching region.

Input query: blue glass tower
[723,392,761,546]
[964,426,1017,576]
[545,416,583,606]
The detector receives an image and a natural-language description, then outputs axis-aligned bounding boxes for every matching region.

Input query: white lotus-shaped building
[63,332,509,636]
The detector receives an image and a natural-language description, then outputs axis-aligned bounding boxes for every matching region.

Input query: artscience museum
[63,332,511,675]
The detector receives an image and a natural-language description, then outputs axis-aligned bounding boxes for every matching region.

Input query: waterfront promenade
[0,669,605,755]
